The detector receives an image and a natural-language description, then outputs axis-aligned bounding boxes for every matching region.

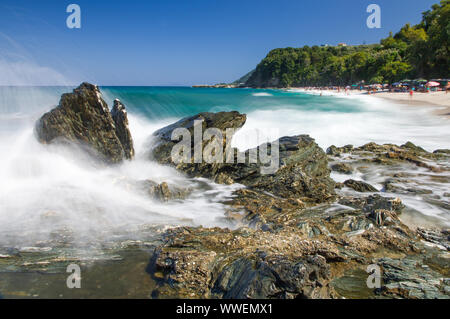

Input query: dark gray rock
[326,144,353,156]
[344,179,378,193]
[331,162,353,174]
[417,228,450,251]
[433,149,450,154]
[212,254,333,299]
[401,141,427,154]
[35,82,134,164]
[377,257,449,299]
[142,180,191,202]
[151,112,335,202]
[339,194,404,214]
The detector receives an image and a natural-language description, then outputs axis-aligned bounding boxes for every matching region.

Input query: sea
[0,86,449,247]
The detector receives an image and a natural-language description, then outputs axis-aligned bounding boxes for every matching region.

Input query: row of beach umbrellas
[392,79,441,87]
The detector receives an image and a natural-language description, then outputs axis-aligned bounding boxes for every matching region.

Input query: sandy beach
[371,91,450,117]
[290,88,450,118]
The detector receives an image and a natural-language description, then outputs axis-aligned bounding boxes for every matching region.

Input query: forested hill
[244,0,449,88]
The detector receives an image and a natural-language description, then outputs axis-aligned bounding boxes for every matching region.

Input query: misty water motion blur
[0,83,449,249]
[0,84,245,248]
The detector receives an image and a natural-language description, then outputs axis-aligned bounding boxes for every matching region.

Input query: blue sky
[0,0,440,85]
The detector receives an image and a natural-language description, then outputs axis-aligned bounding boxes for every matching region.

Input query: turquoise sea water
[98,86,450,151]
[0,86,449,246]
[2,85,448,150]
[100,87,361,119]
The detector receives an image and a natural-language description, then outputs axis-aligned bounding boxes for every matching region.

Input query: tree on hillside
[244,1,449,87]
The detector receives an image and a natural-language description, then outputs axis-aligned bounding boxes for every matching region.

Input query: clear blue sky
[0,0,440,85]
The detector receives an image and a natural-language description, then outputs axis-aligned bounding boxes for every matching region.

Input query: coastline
[370,91,450,117]
[287,88,450,118]
[1,83,450,299]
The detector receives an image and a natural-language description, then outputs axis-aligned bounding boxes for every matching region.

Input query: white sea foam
[0,85,449,247]
[252,92,273,97]
[233,92,450,152]
[0,90,240,247]
[230,91,450,227]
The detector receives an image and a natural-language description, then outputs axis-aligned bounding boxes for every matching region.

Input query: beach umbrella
[426,81,440,87]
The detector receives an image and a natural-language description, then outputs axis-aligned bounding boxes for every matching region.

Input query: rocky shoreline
[1,82,448,299]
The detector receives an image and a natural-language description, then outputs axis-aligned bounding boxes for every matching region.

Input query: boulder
[142,180,191,202]
[149,226,339,299]
[339,194,404,214]
[35,82,134,164]
[344,179,378,192]
[326,144,353,156]
[151,112,335,202]
[235,135,335,202]
[152,111,246,165]
[331,162,353,174]
[212,254,332,299]
[401,141,427,154]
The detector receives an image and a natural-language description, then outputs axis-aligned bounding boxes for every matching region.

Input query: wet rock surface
[35,82,135,164]
[328,140,449,225]
[152,111,246,165]
[331,162,353,174]
[417,228,450,251]
[147,181,449,299]
[377,257,449,299]
[152,112,335,203]
[149,226,340,299]
[344,179,378,192]
[19,109,450,299]
[146,129,449,299]
[142,180,192,202]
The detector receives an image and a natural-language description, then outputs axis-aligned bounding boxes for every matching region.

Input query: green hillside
[244,0,449,88]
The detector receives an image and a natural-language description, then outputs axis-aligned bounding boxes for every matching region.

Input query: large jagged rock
[152,111,247,165]
[35,82,134,163]
[148,190,435,299]
[149,226,340,299]
[151,112,335,202]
